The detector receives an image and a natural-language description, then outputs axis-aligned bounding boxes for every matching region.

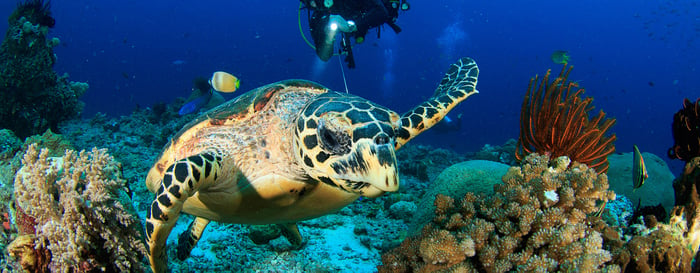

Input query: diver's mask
[317,15,356,61]
[390,0,410,11]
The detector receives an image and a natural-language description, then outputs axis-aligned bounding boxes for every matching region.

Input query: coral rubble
[7,144,146,272]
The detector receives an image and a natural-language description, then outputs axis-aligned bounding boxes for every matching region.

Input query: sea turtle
[145,57,479,272]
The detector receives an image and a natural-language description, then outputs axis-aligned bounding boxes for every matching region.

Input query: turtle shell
[146,79,328,192]
[172,79,329,143]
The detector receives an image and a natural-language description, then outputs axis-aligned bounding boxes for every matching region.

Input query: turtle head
[293,92,401,198]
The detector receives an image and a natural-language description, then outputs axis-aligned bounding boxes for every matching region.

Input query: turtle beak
[331,139,399,198]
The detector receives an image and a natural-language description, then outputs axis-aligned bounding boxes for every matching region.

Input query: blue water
[1,0,698,173]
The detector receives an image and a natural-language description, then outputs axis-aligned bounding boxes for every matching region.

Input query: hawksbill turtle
[144,57,479,272]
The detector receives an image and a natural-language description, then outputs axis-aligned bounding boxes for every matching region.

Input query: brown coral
[378,154,618,273]
[515,65,616,173]
[9,144,146,272]
[669,156,700,257]
[668,98,700,161]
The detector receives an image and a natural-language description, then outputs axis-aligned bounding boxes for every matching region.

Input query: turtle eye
[318,119,351,155]
[374,133,390,145]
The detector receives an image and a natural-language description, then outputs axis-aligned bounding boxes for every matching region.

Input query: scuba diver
[300,0,410,68]
[432,113,463,134]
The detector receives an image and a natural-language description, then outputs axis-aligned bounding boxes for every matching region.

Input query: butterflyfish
[632,145,649,190]
[210,71,240,93]
[551,50,570,65]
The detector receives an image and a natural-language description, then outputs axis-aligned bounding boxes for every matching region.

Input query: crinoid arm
[515,65,616,174]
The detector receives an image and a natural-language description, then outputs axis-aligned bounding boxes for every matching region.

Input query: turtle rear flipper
[395,57,479,149]
[177,217,211,260]
[145,153,222,273]
[279,223,305,248]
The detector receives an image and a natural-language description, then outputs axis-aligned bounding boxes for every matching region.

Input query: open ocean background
[1,0,698,173]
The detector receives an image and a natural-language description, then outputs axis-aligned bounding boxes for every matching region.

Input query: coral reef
[668,98,700,161]
[6,144,146,272]
[472,139,517,166]
[396,144,466,182]
[601,195,633,232]
[669,156,700,256]
[409,160,509,235]
[619,225,693,273]
[0,1,88,138]
[0,129,22,161]
[514,65,616,173]
[379,154,618,272]
[21,128,74,157]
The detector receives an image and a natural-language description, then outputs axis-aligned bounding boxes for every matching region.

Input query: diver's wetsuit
[302,0,403,68]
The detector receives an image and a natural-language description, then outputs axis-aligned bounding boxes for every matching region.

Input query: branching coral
[378,154,618,273]
[668,98,700,161]
[8,144,146,272]
[515,66,616,174]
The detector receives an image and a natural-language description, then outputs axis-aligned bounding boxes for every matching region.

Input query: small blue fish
[178,90,212,116]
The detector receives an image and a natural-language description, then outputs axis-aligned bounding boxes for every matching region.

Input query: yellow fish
[632,145,649,190]
[209,71,240,93]
[551,50,570,65]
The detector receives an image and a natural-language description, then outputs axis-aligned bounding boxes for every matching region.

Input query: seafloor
[1,102,680,272]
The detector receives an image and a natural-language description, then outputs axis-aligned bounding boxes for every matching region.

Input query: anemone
[668,98,700,161]
[515,65,616,174]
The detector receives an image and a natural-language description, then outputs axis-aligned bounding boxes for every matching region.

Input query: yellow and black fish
[210,71,240,93]
[632,145,649,190]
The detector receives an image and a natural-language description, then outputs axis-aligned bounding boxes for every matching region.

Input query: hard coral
[669,156,700,255]
[378,154,618,273]
[0,1,87,138]
[515,65,616,174]
[668,98,700,161]
[9,144,146,272]
[9,0,55,28]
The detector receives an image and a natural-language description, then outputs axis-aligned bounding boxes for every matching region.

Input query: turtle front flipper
[395,57,479,149]
[177,217,211,260]
[145,153,222,273]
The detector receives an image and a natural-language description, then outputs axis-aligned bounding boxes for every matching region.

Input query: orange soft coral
[515,65,616,173]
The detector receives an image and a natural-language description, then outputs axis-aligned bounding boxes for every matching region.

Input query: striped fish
[633,145,649,190]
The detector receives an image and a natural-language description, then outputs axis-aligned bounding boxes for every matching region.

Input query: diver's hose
[298,2,316,50]
[298,2,350,57]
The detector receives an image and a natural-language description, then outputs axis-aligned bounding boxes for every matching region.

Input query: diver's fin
[177,217,211,260]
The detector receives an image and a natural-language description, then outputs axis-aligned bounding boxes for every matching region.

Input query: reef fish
[178,90,213,116]
[210,71,240,93]
[551,50,570,65]
[632,145,649,190]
